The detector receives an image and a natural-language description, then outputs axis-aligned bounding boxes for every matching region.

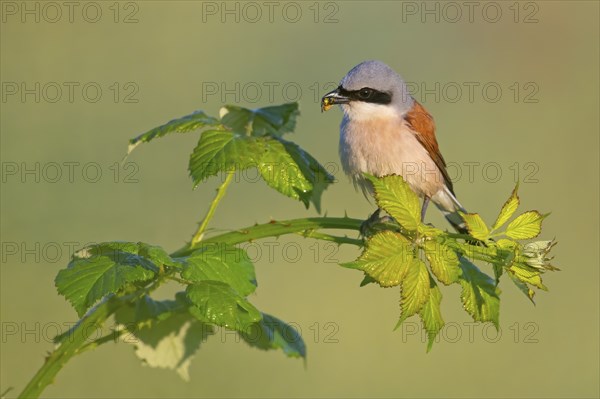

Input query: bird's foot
[359,209,394,238]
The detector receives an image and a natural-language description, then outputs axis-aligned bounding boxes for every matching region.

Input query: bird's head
[321,60,413,120]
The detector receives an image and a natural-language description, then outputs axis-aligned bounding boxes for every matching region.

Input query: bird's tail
[432,186,468,235]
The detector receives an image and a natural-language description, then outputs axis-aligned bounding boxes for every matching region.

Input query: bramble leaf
[186,281,262,331]
[460,213,490,241]
[220,103,299,137]
[365,174,421,231]
[423,240,461,285]
[505,211,545,239]
[179,244,257,296]
[188,131,333,211]
[458,258,500,327]
[341,231,414,287]
[493,185,520,231]
[240,313,306,359]
[128,110,220,154]
[128,313,213,381]
[55,242,162,317]
[398,258,431,323]
[418,276,444,352]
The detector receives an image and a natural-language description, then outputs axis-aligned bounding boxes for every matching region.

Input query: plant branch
[190,170,235,245]
[172,216,365,257]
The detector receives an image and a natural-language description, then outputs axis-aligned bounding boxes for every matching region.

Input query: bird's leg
[421,196,431,222]
[360,208,382,237]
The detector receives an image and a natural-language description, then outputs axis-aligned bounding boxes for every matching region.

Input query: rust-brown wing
[404,100,455,195]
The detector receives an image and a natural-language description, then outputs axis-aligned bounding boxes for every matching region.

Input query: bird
[321,60,467,234]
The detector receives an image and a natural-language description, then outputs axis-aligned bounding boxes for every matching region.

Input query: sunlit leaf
[423,240,461,285]
[505,211,545,239]
[341,231,414,287]
[492,185,520,231]
[365,174,421,231]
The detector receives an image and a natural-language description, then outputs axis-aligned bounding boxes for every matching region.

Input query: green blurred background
[1,1,598,397]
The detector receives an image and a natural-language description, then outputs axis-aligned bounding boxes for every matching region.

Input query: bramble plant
[17,102,558,398]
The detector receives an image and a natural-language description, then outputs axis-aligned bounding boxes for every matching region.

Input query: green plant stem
[18,272,167,399]
[190,170,235,245]
[172,216,365,257]
[18,297,121,399]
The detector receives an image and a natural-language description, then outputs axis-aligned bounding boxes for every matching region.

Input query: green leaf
[418,276,444,352]
[220,103,299,137]
[240,313,306,359]
[423,240,461,285]
[186,281,262,331]
[460,213,490,241]
[138,243,180,268]
[188,129,256,184]
[492,185,520,231]
[509,263,547,290]
[458,258,500,327]
[507,271,536,303]
[341,231,414,287]
[55,242,158,317]
[180,244,257,296]
[128,312,213,381]
[505,211,545,239]
[128,110,220,154]
[365,174,421,231]
[398,258,431,324]
[188,130,333,211]
[115,294,187,329]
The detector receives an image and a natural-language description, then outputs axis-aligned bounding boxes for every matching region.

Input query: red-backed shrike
[321,60,467,233]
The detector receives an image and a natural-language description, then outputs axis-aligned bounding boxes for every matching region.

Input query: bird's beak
[321,88,350,112]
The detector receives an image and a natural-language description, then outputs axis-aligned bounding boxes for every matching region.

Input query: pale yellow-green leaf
[398,258,431,323]
[423,240,461,285]
[460,212,490,241]
[505,211,544,240]
[342,231,414,287]
[366,174,421,231]
[492,185,520,231]
[418,276,444,352]
[509,263,547,290]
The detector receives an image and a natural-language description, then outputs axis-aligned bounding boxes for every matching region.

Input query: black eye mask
[338,86,392,105]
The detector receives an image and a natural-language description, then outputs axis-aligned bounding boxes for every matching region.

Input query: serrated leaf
[220,103,299,137]
[493,185,520,231]
[418,276,444,352]
[240,313,306,359]
[186,281,262,331]
[55,242,158,317]
[188,131,333,211]
[423,240,461,285]
[509,263,547,290]
[188,130,256,185]
[505,211,545,239]
[507,271,536,303]
[341,231,414,287]
[180,244,257,296]
[398,258,431,324]
[365,174,421,231]
[460,213,490,241]
[458,258,500,327]
[115,295,187,329]
[138,243,180,268]
[129,313,213,381]
[128,110,220,154]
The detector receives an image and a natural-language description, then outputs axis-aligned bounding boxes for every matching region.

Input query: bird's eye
[358,88,373,99]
